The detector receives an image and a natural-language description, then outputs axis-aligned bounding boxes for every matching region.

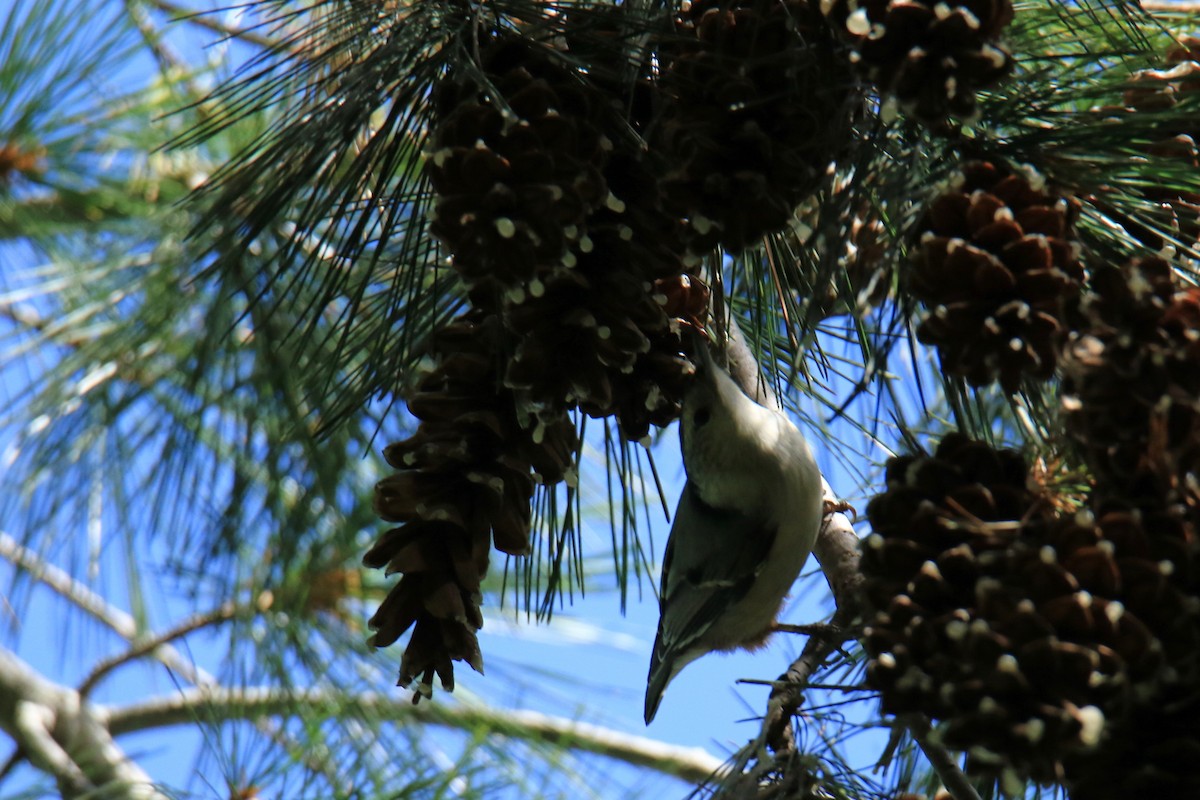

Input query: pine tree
[3,0,1199,798]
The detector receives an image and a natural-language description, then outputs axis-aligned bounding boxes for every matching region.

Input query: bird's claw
[823,498,855,517]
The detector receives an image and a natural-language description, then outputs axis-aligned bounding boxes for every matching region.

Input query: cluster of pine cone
[863,431,1198,795]
[364,0,900,699]
[364,0,1027,707]
[368,32,710,696]
[1058,259,1200,798]
[865,245,1200,794]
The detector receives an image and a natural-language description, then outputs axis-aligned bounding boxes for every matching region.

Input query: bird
[644,341,824,724]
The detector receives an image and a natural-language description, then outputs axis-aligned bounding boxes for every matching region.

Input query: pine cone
[822,0,1013,123]
[862,434,1185,783]
[367,313,578,697]
[427,37,611,295]
[910,160,1083,392]
[656,0,858,253]
[432,32,695,437]
[1062,676,1200,800]
[1124,35,1200,116]
[1061,257,1200,496]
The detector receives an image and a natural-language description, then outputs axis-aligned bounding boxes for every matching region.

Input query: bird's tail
[644,630,674,724]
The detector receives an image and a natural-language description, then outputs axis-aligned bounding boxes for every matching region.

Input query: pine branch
[103,686,727,785]
[77,599,241,698]
[908,718,983,800]
[138,0,280,49]
[0,647,168,799]
[1140,0,1200,9]
[0,532,216,688]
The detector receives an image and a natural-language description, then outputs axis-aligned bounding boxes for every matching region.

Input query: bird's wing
[645,482,776,722]
[658,481,777,650]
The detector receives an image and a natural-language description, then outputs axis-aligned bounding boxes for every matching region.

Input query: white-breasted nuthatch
[644,344,824,724]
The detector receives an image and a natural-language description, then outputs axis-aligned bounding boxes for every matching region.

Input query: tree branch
[1140,1,1200,11]
[0,648,168,799]
[137,0,280,50]
[0,532,216,688]
[908,717,983,800]
[102,686,727,785]
[77,600,239,698]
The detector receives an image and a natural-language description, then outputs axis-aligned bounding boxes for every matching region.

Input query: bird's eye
[693,408,711,428]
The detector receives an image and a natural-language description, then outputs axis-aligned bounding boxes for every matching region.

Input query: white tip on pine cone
[605,193,626,213]
[1016,162,1047,191]
[880,96,900,123]
[1077,706,1105,746]
[1001,769,1025,798]
[846,8,871,35]
[644,384,664,410]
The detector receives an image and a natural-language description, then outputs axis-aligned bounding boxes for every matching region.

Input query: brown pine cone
[1062,677,1200,800]
[1122,36,1200,252]
[862,434,1186,783]
[910,160,1083,392]
[822,0,1014,123]
[655,0,858,253]
[1061,257,1200,496]
[366,313,578,697]
[427,37,611,293]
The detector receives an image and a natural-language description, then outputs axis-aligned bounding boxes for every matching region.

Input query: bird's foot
[823,498,855,517]
[771,622,843,638]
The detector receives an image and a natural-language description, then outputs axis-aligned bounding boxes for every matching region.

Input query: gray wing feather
[644,482,776,722]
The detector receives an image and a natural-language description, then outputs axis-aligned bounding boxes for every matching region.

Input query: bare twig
[139,0,280,50]
[78,600,240,698]
[1140,1,1200,11]
[0,532,216,688]
[0,534,355,790]
[909,718,983,800]
[2,532,720,787]
[102,686,727,785]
